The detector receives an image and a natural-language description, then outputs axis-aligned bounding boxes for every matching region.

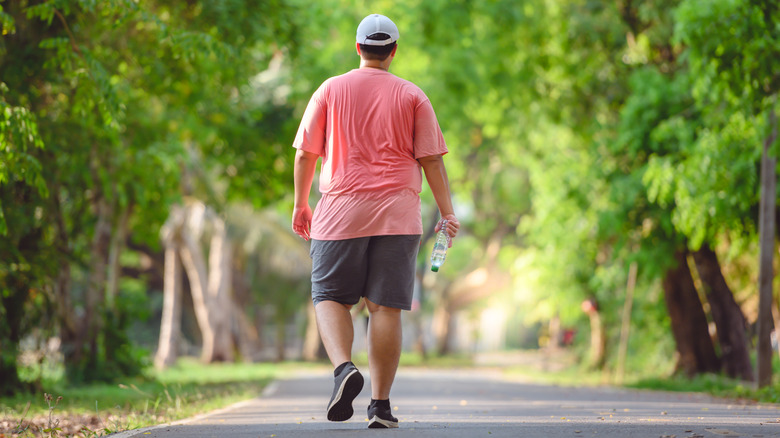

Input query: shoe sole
[327,369,363,422]
[368,415,399,428]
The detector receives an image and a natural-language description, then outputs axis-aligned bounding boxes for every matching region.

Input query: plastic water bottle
[430,220,449,272]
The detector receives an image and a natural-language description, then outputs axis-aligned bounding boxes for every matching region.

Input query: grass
[1,358,326,436]
[628,373,780,403]
[497,349,780,404]
[503,362,612,387]
[627,350,780,403]
[353,351,475,369]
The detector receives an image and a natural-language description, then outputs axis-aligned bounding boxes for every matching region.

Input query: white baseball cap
[356,14,399,46]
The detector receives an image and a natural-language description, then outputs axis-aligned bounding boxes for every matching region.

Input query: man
[291,13,459,429]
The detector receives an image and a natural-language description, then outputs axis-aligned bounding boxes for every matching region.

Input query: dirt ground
[1,413,126,437]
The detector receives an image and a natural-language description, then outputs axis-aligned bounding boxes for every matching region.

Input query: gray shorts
[310,235,422,310]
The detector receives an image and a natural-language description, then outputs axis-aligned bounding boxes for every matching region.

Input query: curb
[107,381,280,437]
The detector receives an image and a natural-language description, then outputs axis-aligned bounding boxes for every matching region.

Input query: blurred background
[2,0,780,398]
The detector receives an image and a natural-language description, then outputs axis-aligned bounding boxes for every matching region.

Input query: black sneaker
[367,400,398,428]
[327,362,364,422]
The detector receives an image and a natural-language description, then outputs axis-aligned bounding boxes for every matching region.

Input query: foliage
[675,0,779,112]
[0,0,309,389]
[0,83,47,235]
[2,0,779,393]
[638,0,780,256]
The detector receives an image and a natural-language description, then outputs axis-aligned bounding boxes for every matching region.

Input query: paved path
[111,368,780,437]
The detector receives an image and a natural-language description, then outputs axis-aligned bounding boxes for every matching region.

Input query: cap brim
[358,37,396,46]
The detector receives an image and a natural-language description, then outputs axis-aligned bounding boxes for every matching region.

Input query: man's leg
[315,299,364,422]
[315,300,354,367]
[365,298,402,399]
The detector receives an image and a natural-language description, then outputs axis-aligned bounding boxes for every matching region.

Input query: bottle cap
[431,265,439,272]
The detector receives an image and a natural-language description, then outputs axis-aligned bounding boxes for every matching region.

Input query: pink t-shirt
[293,68,447,240]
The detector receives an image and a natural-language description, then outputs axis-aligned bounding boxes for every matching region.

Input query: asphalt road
[110,368,780,438]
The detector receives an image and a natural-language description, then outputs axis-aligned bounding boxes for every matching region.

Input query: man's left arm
[292,149,319,240]
[418,154,460,244]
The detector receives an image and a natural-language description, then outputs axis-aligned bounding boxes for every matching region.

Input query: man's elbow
[417,154,444,167]
[296,149,319,164]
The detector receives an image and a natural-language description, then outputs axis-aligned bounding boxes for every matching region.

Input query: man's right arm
[292,149,319,240]
[418,154,460,244]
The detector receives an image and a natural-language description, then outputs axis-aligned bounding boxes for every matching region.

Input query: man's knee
[365,298,401,314]
[315,299,353,312]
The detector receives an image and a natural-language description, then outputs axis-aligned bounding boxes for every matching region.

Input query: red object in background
[581,299,597,314]
[562,329,576,346]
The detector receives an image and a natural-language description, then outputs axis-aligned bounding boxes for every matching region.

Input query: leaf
[704,428,742,436]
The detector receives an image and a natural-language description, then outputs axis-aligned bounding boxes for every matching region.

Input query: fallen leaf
[704,428,740,436]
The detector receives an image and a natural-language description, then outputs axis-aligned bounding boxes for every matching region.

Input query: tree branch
[53,8,97,83]
[53,8,82,57]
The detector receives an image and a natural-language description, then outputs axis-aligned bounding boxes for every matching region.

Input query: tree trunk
[230,261,262,361]
[275,321,286,362]
[433,299,453,356]
[54,242,79,376]
[757,103,777,387]
[50,186,82,378]
[410,273,428,358]
[662,250,720,376]
[0,280,29,395]
[106,204,132,312]
[180,230,218,362]
[155,244,183,369]
[616,262,637,383]
[104,204,132,367]
[582,299,606,369]
[412,211,439,358]
[206,219,234,362]
[231,301,262,361]
[178,204,235,363]
[302,300,325,361]
[547,315,562,350]
[0,340,23,396]
[83,197,113,372]
[692,244,754,381]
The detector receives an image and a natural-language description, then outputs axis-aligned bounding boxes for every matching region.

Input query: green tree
[674,0,780,385]
[0,80,51,394]
[0,0,304,388]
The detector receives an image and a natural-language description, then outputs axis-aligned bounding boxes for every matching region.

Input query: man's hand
[292,204,313,241]
[435,214,460,248]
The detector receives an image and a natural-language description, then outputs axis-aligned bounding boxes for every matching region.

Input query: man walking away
[291,13,459,429]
